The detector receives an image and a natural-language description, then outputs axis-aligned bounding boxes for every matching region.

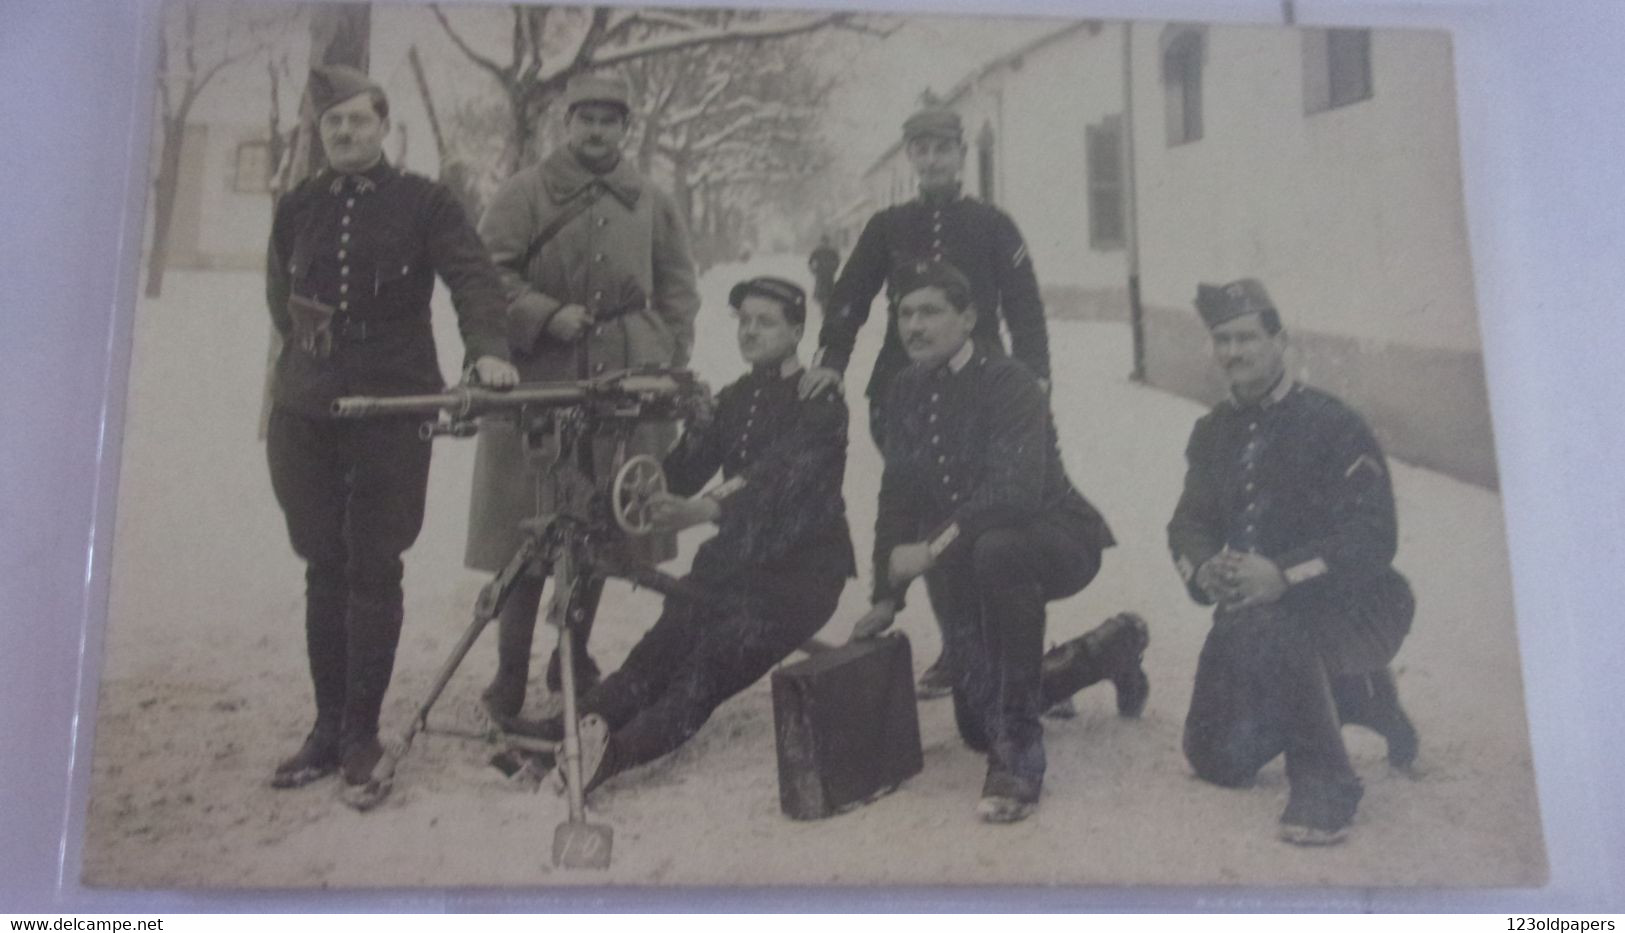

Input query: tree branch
[587,12,851,69]
[429,4,512,84]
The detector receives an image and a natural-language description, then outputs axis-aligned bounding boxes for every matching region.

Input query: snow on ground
[83,259,1545,889]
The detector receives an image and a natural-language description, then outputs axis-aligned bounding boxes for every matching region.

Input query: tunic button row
[342,215,351,226]
[937,455,946,464]
[339,283,348,294]
[337,249,346,260]
[341,232,350,243]
[346,197,355,208]
[932,435,941,445]
[339,301,348,311]
[340,265,349,276]
[594,362,605,373]
[950,493,960,502]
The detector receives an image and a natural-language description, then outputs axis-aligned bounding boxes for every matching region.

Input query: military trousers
[1182,603,1368,823]
[267,408,431,747]
[579,569,845,791]
[924,513,1103,799]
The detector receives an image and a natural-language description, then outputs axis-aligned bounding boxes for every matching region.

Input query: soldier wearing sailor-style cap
[800,103,1054,699]
[1168,278,1419,846]
[263,65,518,807]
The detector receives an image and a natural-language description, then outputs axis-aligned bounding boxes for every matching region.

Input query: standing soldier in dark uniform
[263,66,518,807]
[851,261,1143,825]
[1168,279,1419,846]
[799,105,1051,698]
[499,277,855,797]
[466,73,701,722]
[807,234,840,313]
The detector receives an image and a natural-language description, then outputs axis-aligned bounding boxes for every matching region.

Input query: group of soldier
[261,63,1419,847]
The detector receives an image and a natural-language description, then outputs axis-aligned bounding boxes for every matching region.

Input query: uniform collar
[917,183,963,207]
[926,338,980,380]
[749,355,804,382]
[323,157,396,195]
[542,147,642,208]
[1230,373,1295,411]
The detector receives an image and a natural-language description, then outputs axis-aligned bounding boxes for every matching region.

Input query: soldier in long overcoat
[465,73,700,718]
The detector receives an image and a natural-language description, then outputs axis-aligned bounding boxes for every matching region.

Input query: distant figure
[466,72,701,720]
[262,66,517,807]
[850,260,1141,826]
[807,235,839,311]
[1168,278,1419,846]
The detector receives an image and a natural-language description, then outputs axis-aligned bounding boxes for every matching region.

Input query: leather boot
[1333,668,1418,769]
[1040,612,1150,717]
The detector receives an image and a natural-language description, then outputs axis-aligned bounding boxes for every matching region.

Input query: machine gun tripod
[332,368,712,869]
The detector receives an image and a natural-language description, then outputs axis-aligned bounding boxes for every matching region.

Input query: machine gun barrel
[330,370,701,421]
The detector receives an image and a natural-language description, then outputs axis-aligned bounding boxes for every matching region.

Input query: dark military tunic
[266,159,508,416]
[873,341,1109,609]
[264,158,509,749]
[1167,377,1414,817]
[872,341,1112,796]
[818,187,1050,406]
[1166,377,1413,674]
[570,364,856,789]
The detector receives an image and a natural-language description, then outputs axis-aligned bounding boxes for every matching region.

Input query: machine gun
[331,367,711,868]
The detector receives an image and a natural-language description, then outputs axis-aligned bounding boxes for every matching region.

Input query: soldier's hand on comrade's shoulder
[471,355,519,388]
[1194,553,1233,603]
[887,543,933,588]
[798,366,843,400]
[546,304,592,343]
[850,600,898,641]
[1221,552,1288,609]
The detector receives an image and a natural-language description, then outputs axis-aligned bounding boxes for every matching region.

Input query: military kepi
[902,106,963,143]
[729,276,807,325]
[309,65,383,117]
[564,72,633,115]
[1196,278,1276,329]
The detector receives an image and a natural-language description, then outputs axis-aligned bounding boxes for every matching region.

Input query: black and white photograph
[77,0,1548,888]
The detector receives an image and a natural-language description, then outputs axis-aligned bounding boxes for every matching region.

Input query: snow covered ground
[82,257,1545,889]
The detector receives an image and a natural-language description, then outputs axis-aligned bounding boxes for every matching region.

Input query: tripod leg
[549,550,613,868]
[347,536,545,813]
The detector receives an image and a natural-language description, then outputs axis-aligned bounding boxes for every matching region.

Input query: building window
[1161,25,1205,146]
[977,122,996,203]
[233,140,273,194]
[1085,114,1125,251]
[1303,28,1373,113]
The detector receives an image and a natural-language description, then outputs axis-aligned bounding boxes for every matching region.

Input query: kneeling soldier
[1169,279,1419,846]
[851,260,1143,824]
[499,277,855,795]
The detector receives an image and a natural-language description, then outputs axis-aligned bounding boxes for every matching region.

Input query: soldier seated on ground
[495,277,856,796]
[849,259,1147,825]
[1168,278,1419,847]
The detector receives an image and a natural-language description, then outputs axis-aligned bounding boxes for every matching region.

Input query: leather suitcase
[770,633,924,820]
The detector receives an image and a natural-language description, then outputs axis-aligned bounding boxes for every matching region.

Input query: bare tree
[428,4,871,179]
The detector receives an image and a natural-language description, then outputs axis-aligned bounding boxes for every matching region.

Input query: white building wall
[1131,24,1477,351]
[194,124,276,264]
[970,24,1127,297]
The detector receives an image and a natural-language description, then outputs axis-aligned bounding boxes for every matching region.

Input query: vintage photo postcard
[82,0,1547,888]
